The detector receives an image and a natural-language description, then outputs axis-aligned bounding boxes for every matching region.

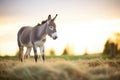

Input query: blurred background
[0,0,120,56]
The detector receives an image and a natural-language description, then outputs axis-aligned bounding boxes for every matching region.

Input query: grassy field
[0,55,120,80]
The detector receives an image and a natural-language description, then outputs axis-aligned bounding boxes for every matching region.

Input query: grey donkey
[17,14,58,62]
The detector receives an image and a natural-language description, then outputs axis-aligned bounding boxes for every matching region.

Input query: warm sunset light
[0,0,120,56]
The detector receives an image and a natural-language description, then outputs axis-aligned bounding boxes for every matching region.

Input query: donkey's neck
[36,23,47,40]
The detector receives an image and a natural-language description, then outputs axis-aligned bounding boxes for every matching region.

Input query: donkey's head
[46,14,58,40]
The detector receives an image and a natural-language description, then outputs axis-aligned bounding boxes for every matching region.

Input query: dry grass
[0,58,120,80]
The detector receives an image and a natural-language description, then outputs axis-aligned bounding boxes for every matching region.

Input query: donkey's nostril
[51,32,58,40]
[55,36,58,39]
[53,36,58,40]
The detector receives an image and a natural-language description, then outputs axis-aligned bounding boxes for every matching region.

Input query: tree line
[103,33,120,57]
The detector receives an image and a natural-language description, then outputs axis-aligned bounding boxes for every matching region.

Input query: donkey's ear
[52,14,58,21]
[48,15,51,20]
[47,15,51,24]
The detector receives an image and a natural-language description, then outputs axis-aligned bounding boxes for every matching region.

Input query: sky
[0,0,120,56]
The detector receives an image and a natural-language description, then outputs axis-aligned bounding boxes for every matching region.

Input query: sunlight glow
[0,0,120,56]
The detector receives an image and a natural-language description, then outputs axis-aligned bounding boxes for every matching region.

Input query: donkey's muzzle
[53,36,58,40]
[52,32,58,40]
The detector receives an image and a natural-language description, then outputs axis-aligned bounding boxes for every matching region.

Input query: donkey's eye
[49,26,54,30]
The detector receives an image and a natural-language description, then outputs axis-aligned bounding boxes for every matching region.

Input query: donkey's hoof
[19,58,23,62]
[42,55,45,61]
[34,55,38,62]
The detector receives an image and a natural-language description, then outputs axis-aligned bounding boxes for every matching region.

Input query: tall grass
[0,60,89,80]
[0,55,120,80]
[0,57,120,80]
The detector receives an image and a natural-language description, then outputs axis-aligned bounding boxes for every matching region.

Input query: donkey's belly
[22,40,44,48]
[34,40,44,47]
[23,42,33,47]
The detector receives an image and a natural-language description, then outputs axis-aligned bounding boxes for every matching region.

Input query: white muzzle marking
[52,32,58,40]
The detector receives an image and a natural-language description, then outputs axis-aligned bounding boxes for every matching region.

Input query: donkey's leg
[19,46,24,62]
[40,45,45,62]
[25,47,32,59]
[33,43,38,62]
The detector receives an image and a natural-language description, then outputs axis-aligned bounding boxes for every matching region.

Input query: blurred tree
[62,45,74,55]
[103,39,111,55]
[103,33,120,57]
[49,48,56,56]
[114,33,120,49]
[83,49,88,55]
[62,47,69,55]
[109,42,117,57]
[103,39,117,57]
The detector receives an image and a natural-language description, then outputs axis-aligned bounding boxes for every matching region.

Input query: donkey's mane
[41,20,47,24]
[35,20,47,27]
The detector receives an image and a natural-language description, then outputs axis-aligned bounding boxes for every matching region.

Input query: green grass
[1,54,120,61]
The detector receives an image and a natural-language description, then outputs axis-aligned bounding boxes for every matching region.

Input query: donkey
[17,14,58,62]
